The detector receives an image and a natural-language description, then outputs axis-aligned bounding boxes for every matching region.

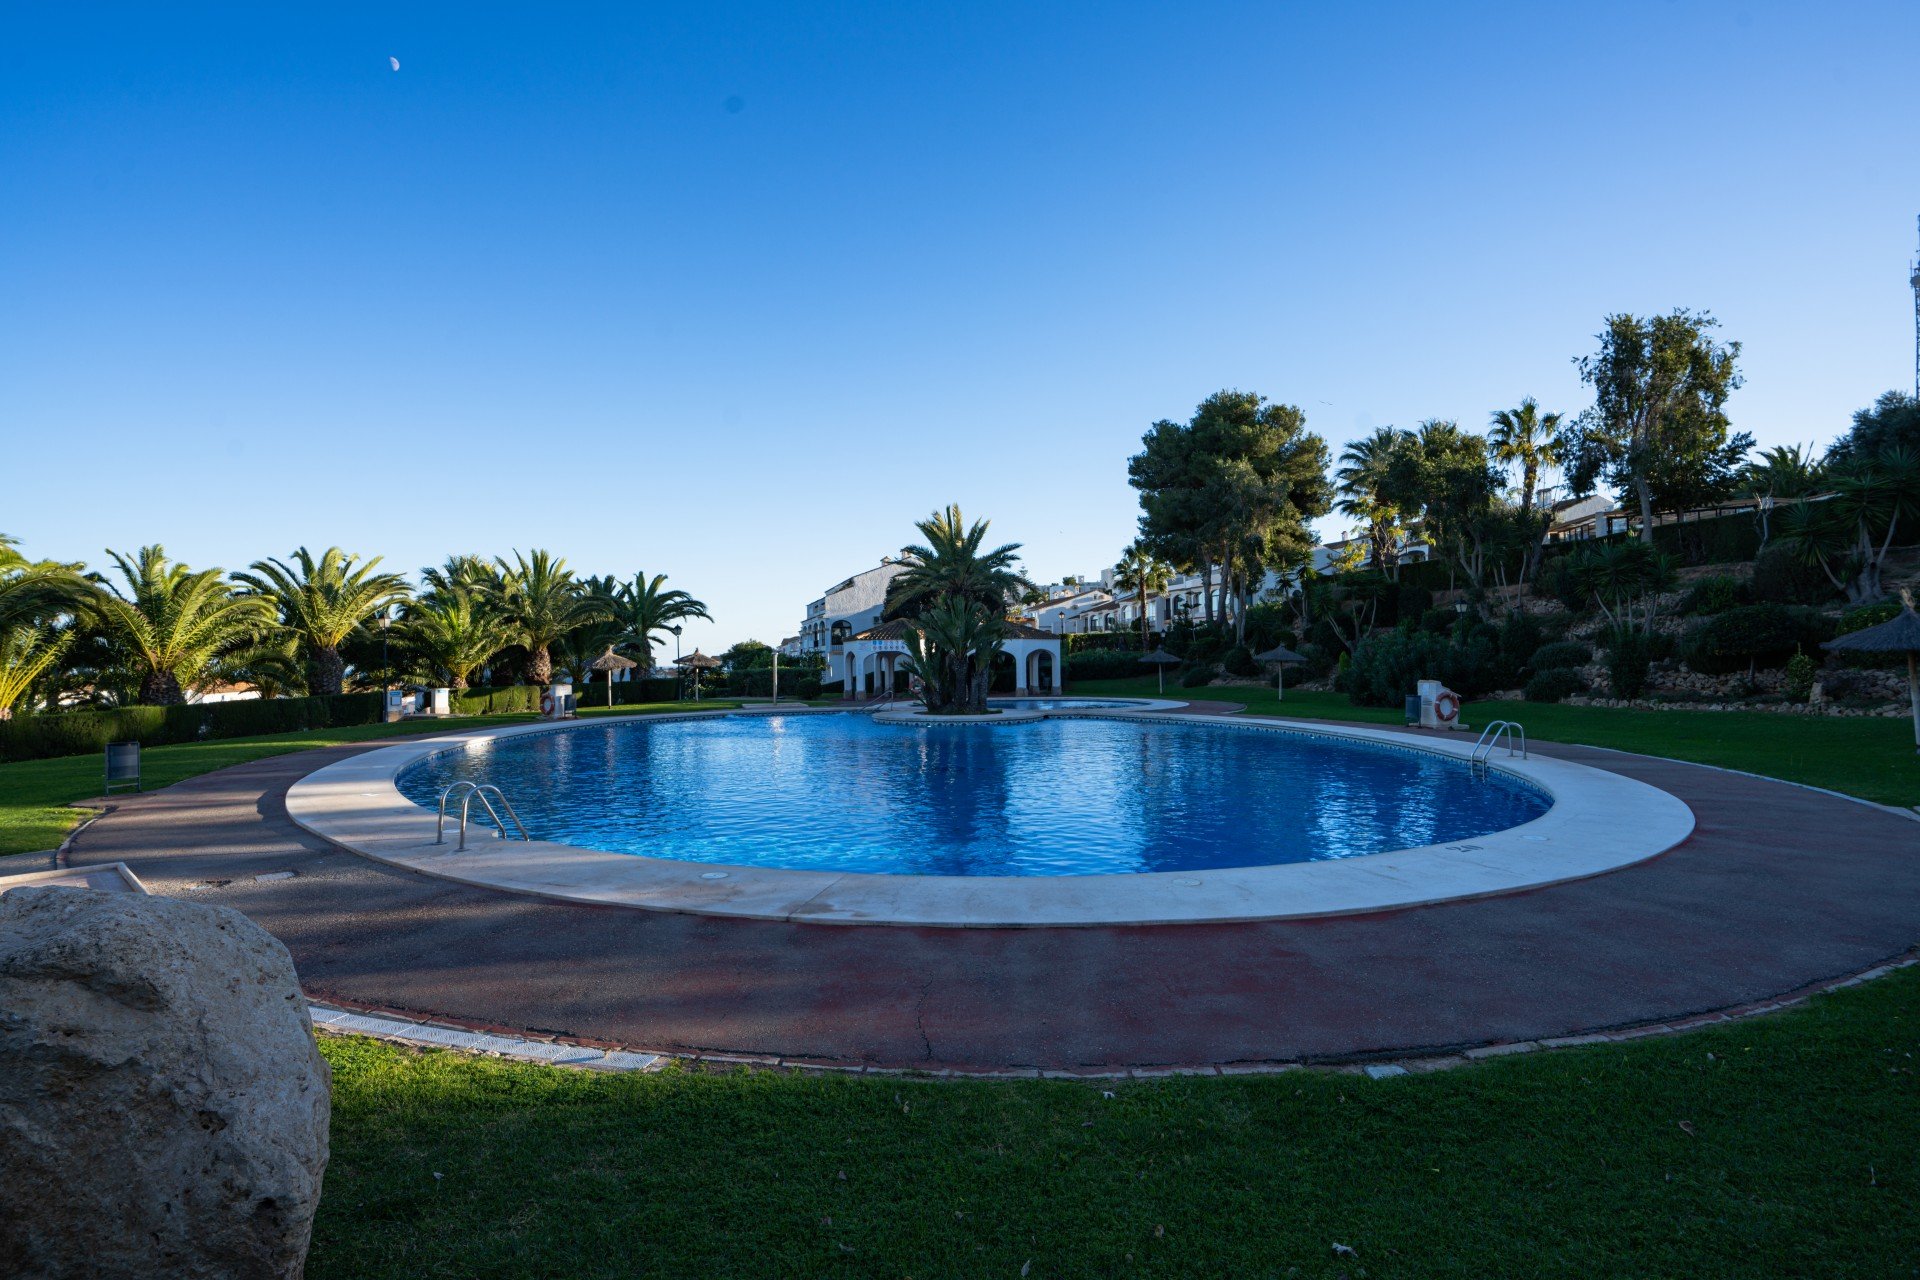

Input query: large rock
[0,887,330,1279]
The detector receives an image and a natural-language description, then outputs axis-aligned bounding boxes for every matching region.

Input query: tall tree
[235,547,410,696]
[1487,398,1563,515]
[1112,540,1172,648]
[1130,391,1332,642]
[1380,420,1505,588]
[1828,391,1920,465]
[884,505,1033,620]
[1334,427,1409,574]
[1562,310,1749,542]
[490,550,604,686]
[610,572,712,674]
[95,546,273,705]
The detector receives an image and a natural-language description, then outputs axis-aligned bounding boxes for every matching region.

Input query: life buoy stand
[539,692,555,716]
[1432,690,1461,724]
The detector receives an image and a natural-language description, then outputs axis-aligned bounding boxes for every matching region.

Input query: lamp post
[378,611,390,688]
[671,625,683,699]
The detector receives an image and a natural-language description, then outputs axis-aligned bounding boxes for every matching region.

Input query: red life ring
[539,692,555,716]
[1432,690,1460,723]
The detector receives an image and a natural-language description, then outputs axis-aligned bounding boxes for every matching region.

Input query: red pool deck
[64,729,1920,1072]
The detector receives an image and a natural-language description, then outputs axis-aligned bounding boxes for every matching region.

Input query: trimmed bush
[450,684,543,715]
[1524,668,1587,703]
[1064,648,1149,682]
[1785,649,1817,701]
[1222,645,1258,677]
[1528,641,1592,671]
[1680,574,1750,616]
[1604,629,1654,699]
[1682,604,1832,675]
[1344,629,1499,707]
[1178,664,1213,688]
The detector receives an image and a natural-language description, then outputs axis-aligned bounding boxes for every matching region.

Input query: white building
[796,560,909,659]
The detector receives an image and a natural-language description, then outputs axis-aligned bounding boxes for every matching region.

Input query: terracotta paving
[65,729,1920,1071]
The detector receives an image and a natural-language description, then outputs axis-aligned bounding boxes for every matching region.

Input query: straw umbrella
[1821,590,1920,751]
[589,645,637,707]
[1252,644,1308,701]
[1138,648,1182,695]
[674,649,722,701]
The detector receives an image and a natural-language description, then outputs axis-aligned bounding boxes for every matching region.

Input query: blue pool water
[399,714,1550,877]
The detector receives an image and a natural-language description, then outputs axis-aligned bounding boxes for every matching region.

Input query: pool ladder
[1470,720,1526,774]
[436,781,531,850]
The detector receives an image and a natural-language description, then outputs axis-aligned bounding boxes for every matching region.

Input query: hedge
[449,685,543,715]
[1682,604,1832,674]
[1528,641,1592,671]
[1524,668,1587,703]
[1065,648,1150,681]
[574,678,687,708]
[0,691,385,764]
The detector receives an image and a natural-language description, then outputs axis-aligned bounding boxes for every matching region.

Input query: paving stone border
[309,949,1918,1081]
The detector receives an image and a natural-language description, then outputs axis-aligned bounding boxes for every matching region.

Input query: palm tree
[902,596,1005,714]
[95,546,274,705]
[1487,398,1563,516]
[1112,540,1172,648]
[609,572,711,674]
[400,589,511,690]
[884,505,1033,620]
[235,547,410,696]
[0,537,92,719]
[1335,428,1409,574]
[490,550,605,685]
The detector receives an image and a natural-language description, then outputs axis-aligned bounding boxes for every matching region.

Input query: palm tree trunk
[1521,460,1538,516]
[311,646,344,697]
[140,669,184,705]
[526,644,553,685]
[1634,476,1656,545]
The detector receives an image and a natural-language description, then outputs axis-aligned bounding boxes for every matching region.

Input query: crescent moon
[389,56,400,71]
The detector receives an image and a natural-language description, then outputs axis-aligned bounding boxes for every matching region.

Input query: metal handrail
[436,781,531,849]
[1470,720,1527,768]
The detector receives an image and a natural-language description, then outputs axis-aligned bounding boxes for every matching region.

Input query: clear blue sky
[5,3,1916,652]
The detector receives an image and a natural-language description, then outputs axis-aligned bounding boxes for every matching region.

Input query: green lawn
[0,702,739,858]
[1076,676,1920,808]
[310,966,1919,1279]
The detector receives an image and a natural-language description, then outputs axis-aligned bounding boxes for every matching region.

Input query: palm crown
[885,505,1032,620]
[235,546,410,695]
[96,546,274,705]
[490,550,606,685]
[1487,398,1563,514]
[610,572,711,673]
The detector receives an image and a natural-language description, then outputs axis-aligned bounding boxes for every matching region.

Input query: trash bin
[1404,695,1422,726]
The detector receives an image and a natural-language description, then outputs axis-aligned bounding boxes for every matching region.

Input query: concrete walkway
[65,732,1920,1072]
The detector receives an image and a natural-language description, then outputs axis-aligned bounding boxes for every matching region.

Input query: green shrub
[1751,543,1833,606]
[1837,600,1902,634]
[1535,554,1586,612]
[1682,604,1832,674]
[1528,640,1591,671]
[1680,574,1751,615]
[450,684,543,715]
[1524,668,1587,703]
[1222,645,1258,677]
[1604,628,1654,699]
[1344,629,1500,707]
[1064,648,1148,681]
[1178,663,1213,688]
[1784,648,1817,701]
[1496,612,1545,680]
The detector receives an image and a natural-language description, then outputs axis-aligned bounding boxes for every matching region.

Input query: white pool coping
[284,708,1696,928]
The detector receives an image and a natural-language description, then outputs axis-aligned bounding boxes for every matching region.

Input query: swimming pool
[398,712,1549,877]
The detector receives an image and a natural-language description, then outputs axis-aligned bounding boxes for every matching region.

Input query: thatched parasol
[1822,590,1920,751]
[589,645,637,707]
[1252,644,1308,701]
[674,649,722,701]
[1138,647,1183,695]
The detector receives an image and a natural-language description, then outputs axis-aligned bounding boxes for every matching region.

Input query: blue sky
[4,3,1916,651]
